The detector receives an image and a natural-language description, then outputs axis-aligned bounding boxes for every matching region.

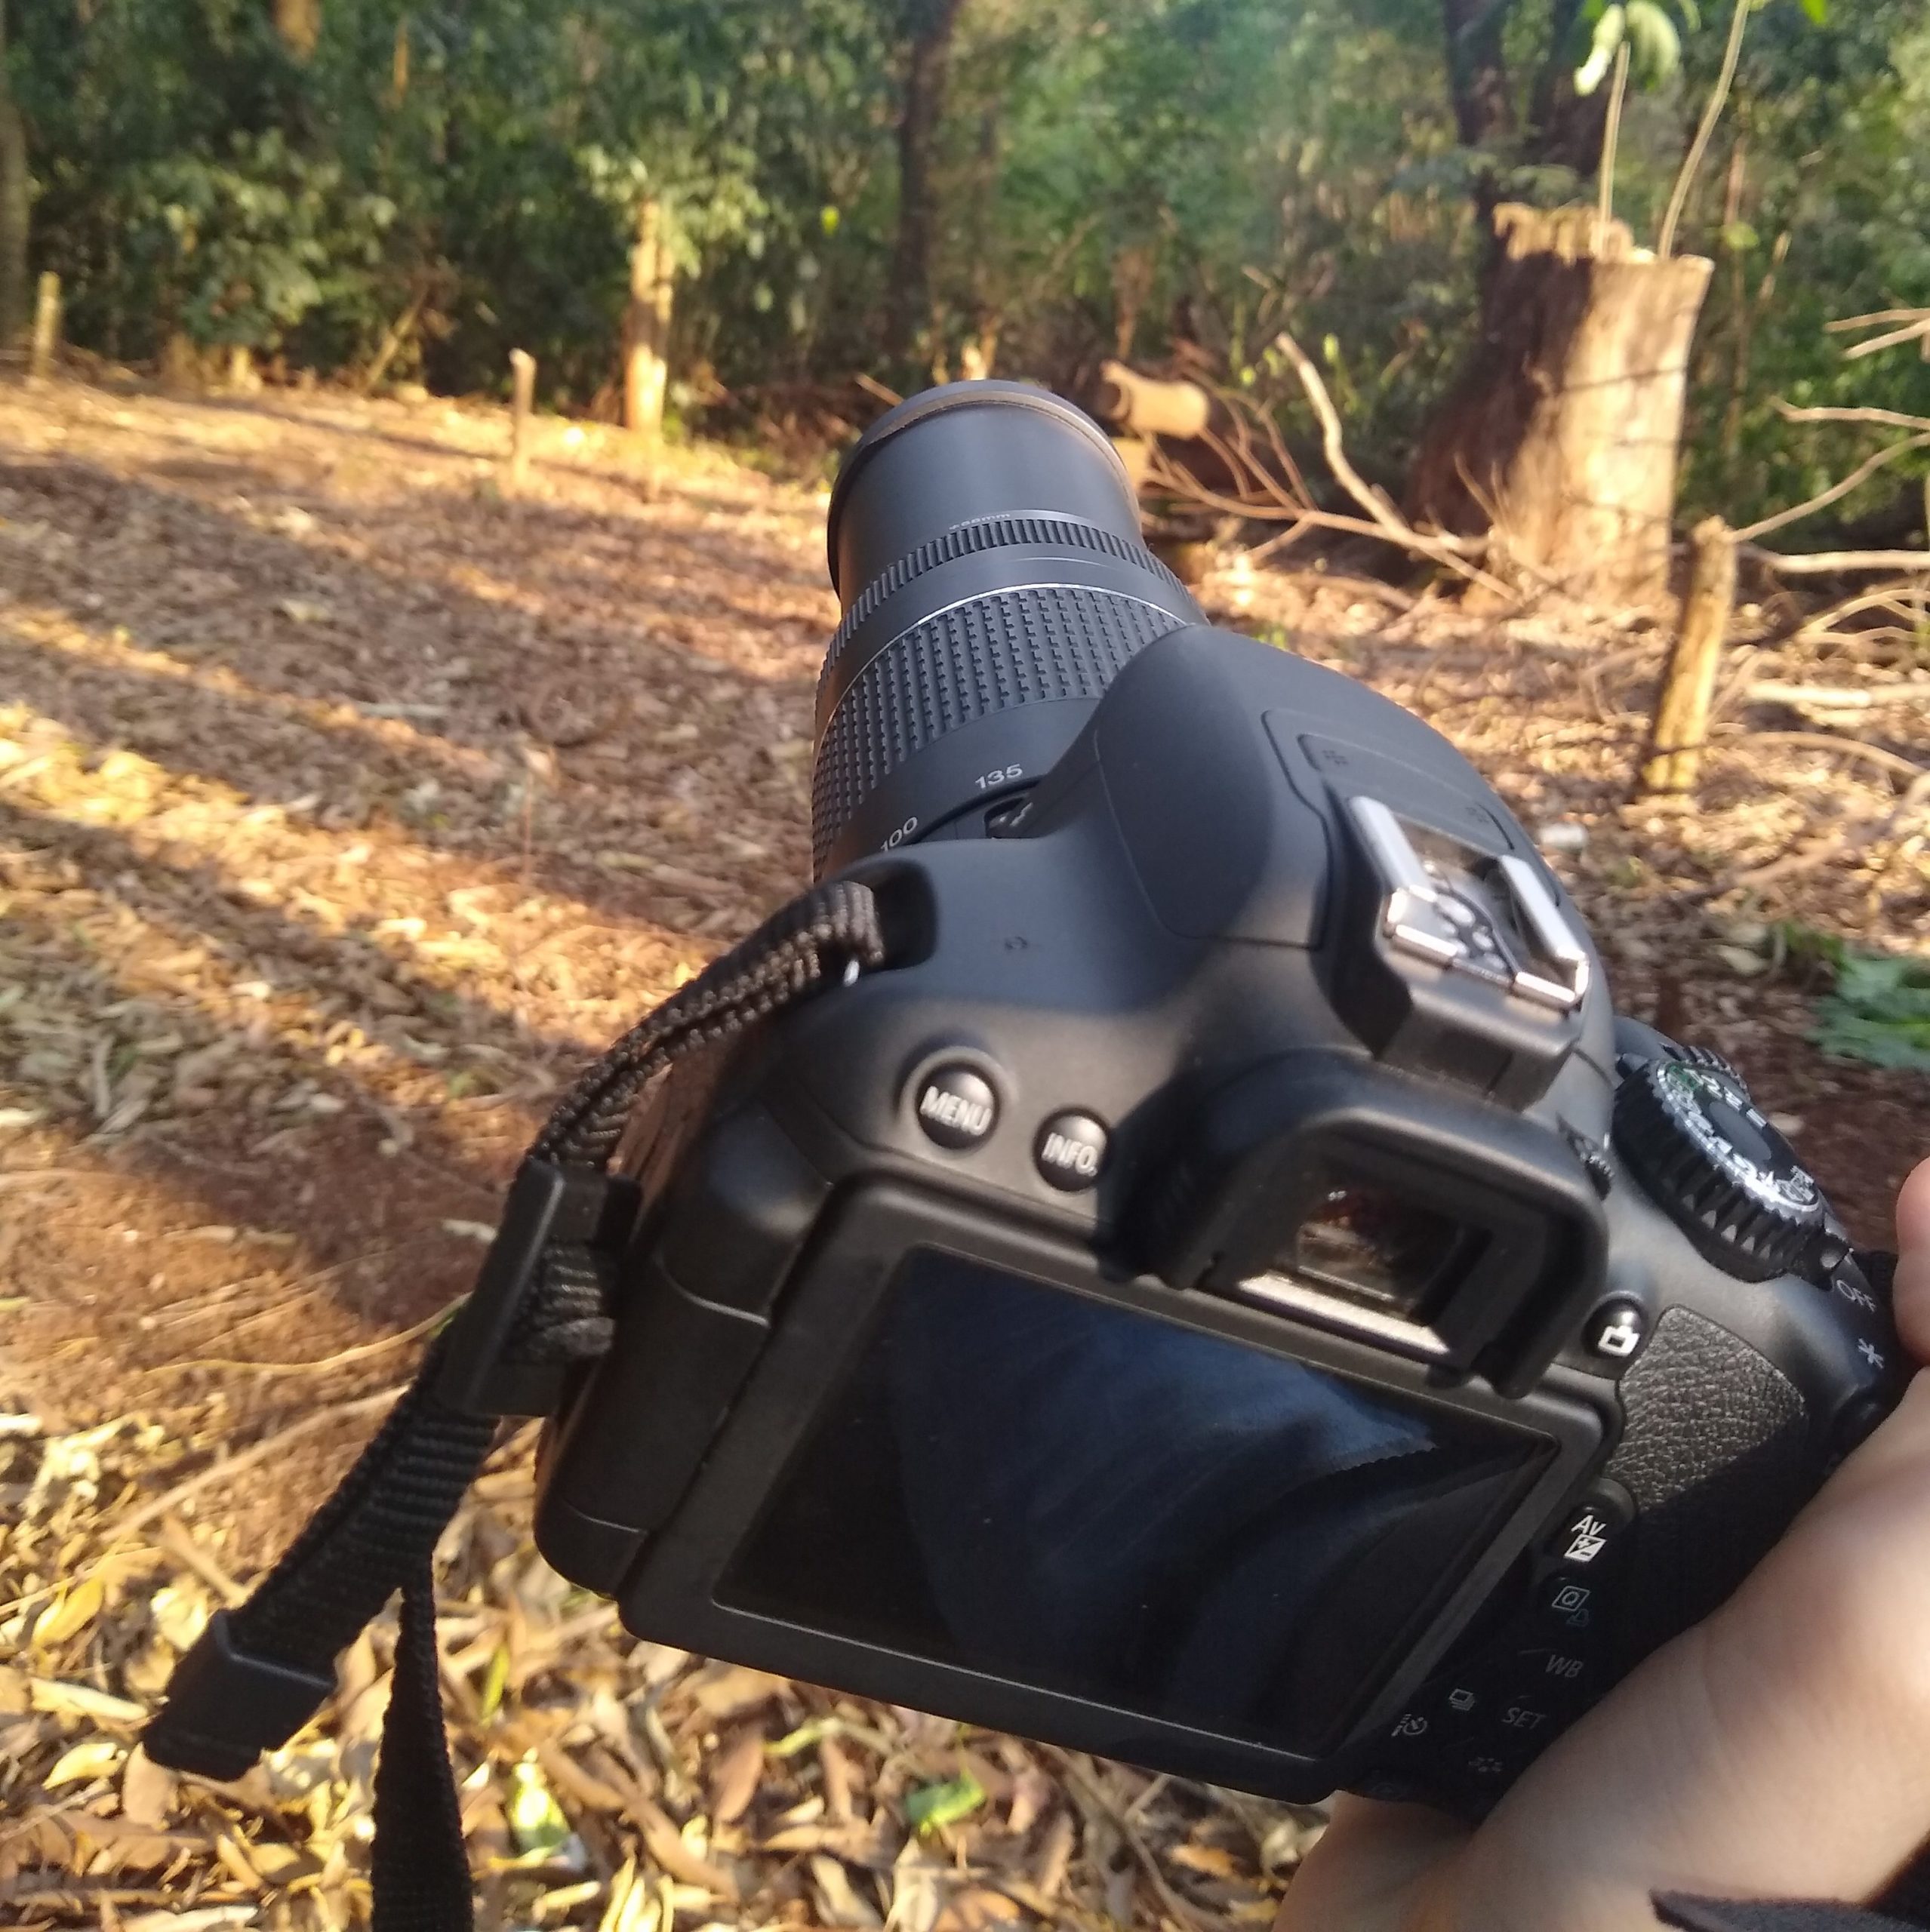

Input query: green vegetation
[903,1770,987,1832]
[2,0,1926,522]
[1813,951,1930,1072]
[1775,924,1930,1071]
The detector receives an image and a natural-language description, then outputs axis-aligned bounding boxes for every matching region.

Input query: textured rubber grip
[820,512,1186,706]
[811,583,1187,874]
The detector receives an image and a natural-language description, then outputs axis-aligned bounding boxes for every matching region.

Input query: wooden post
[1641,515,1737,794]
[27,270,58,384]
[507,348,535,494]
[623,198,673,439]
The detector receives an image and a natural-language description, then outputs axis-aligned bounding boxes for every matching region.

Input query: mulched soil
[1,374,1925,1932]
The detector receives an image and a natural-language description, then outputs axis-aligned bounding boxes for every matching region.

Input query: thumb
[1890,1157,1930,1363]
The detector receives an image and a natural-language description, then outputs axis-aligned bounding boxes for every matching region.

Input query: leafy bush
[130,130,397,356]
[1812,950,1930,1072]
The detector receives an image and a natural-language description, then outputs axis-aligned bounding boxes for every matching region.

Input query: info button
[1034,1112,1109,1191]
[913,1064,999,1151]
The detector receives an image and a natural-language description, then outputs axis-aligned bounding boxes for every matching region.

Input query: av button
[914,1065,999,1150]
[1035,1112,1109,1191]
[1544,1484,1634,1572]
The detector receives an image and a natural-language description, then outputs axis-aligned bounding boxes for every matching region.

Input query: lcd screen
[717,1250,1549,1755]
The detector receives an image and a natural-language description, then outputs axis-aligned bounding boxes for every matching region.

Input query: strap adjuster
[143,1609,336,1780]
[437,1158,639,1418]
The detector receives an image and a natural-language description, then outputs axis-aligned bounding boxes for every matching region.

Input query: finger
[1892,1157,1930,1363]
[1276,1796,1468,1932]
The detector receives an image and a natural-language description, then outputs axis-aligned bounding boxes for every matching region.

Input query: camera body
[533,387,1899,1813]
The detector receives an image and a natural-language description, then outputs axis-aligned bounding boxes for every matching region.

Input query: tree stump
[1640,515,1737,795]
[1409,205,1713,606]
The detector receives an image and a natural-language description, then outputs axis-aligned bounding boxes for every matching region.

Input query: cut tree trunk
[885,0,968,365]
[623,198,674,439]
[1409,205,1713,607]
[1094,360,1210,441]
[1441,0,1513,149]
[0,0,29,351]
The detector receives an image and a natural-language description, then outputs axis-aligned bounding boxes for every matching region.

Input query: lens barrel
[812,382,1202,877]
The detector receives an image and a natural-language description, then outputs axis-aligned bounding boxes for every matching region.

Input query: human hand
[1276,1156,1930,1932]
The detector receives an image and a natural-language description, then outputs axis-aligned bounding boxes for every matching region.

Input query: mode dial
[1612,1056,1825,1281]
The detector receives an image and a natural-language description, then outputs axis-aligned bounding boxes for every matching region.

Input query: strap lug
[437,1159,640,1418]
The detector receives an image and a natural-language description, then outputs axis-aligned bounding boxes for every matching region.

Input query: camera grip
[1601,1307,1811,1677]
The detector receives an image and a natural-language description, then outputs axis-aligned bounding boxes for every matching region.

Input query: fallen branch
[1657,0,1752,261]
[1716,770,1930,897]
[1745,546,1930,577]
[1792,586,1925,638]
[1827,306,1930,362]
[1747,679,1930,709]
[1049,1750,1218,1932]
[1142,438,1505,590]
[1731,434,1930,544]
[1120,340,1507,590]
[1772,399,1930,435]
[1270,329,1408,543]
[146,1297,459,1379]
[1738,731,1928,789]
[100,1383,405,1554]
[360,285,431,395]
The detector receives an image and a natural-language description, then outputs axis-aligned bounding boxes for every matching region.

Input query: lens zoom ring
[822,514,1184,697]
[812,584,1184,871]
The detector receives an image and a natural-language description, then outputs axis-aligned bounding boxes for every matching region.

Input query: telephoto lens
[812,382,1205,877]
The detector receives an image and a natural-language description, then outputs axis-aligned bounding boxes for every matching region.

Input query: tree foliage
[2,0,1924,525]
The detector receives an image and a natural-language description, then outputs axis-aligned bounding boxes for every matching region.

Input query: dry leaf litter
[0,377,1924,1930]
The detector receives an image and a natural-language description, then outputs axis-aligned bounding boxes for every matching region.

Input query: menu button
[914,1065,999,1150]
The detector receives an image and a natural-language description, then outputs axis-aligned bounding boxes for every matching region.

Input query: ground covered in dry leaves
[1,376,1925,1932]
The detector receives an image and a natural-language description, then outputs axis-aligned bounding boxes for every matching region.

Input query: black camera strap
[137,878,1919,1932]
[142,875,890,1932]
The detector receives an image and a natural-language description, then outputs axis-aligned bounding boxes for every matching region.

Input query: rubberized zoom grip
[810,582,1187,875]
[817,512,1187,713]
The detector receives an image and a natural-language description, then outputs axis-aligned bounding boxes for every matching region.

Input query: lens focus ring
[811,583,1186,875]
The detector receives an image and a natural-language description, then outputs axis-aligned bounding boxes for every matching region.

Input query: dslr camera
[533,383,1899,1810]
